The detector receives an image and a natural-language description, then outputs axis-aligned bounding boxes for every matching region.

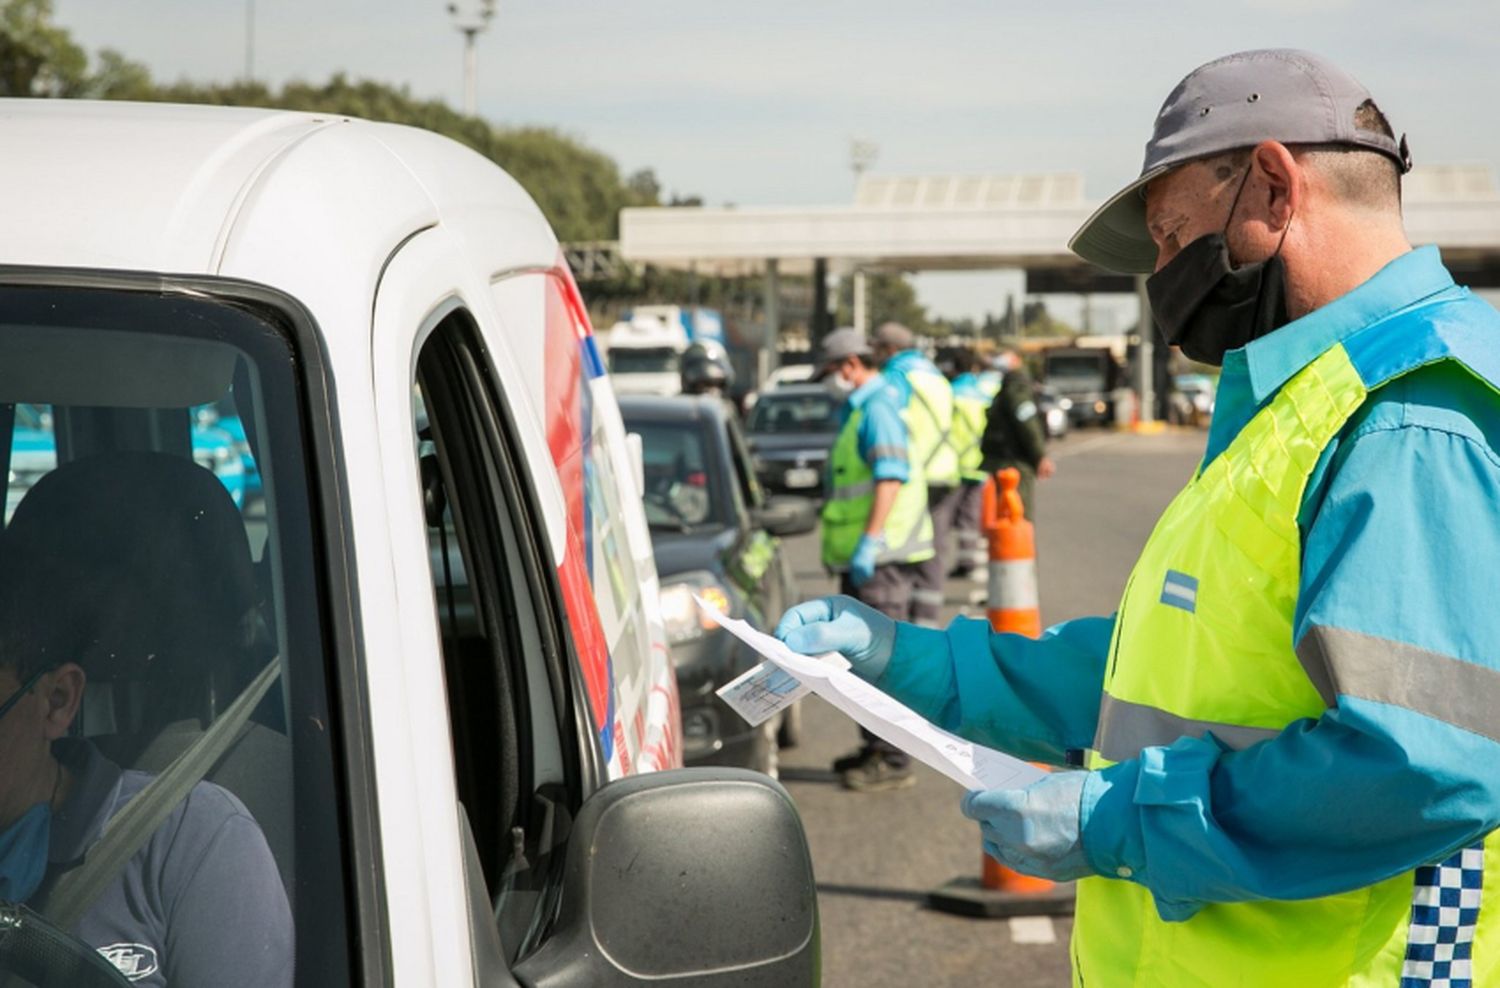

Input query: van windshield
[609,347,680,376]
[0,282,348,988]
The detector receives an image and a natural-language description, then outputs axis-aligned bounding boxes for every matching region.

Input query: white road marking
[1008,916,1058,944]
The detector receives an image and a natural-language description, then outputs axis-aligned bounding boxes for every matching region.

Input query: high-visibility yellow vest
[1075,293,1500,986]
[821,405,934,569]
[903,367,961,487]
[953,390,991,482]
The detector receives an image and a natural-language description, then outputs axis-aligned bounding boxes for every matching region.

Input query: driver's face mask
[0,668,54,904]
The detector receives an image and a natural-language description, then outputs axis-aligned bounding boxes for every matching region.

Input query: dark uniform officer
[979,349,1053,520]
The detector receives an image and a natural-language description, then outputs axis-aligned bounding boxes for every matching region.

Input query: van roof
[0,99,557,280]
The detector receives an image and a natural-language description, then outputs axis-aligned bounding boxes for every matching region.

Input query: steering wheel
[0,901,132,987]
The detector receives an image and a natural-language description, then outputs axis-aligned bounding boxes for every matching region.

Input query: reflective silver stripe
[880,541,933,565]
[1094,693,1281,763]
[1297,625,1500,743]
[866,444,907,462]
[879,520,933,564]
[830,480,875,500]
[911,588,945,606]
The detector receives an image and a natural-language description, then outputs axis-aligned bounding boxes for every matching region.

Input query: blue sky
[55,0,1500,320]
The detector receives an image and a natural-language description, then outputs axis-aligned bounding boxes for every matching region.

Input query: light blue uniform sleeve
[870,614,1114,766]
[1081,400,1500,920]
[858,391,910,484]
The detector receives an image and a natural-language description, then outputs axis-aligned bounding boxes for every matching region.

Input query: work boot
[841,751,915,792]
[831,747,873,774]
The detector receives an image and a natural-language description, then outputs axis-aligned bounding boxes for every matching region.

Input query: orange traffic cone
[928,467,1074,918]
[982,468,1041,638]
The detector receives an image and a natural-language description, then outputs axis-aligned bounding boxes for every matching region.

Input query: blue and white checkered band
[1401,842,1485,988]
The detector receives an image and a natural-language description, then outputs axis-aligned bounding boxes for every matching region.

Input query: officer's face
[1144,160,1243,274]
[0,663,83,827]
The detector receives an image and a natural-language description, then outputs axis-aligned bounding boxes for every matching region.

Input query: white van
[0,100,817,987]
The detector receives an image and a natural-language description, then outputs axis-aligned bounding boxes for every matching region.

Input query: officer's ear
[38,663,85,740]
[1248,140,1299,236]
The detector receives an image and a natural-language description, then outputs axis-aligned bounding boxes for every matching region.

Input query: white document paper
[698,597,1044,791]
[713,623,850,728]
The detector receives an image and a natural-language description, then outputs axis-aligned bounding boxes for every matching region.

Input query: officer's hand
[775,595,894,675]
[848,533,885,588]
[1037,456,1057,480]
[960,771,1094,882]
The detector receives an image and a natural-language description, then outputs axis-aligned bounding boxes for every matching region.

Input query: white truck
[602,305,727,397]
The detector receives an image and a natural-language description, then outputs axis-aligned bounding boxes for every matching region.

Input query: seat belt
[41,658,282,931]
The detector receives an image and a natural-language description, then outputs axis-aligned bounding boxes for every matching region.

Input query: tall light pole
[244,0,255,82]
[447,0,497,117]
[849,139,878,332]
[849,138,879,193]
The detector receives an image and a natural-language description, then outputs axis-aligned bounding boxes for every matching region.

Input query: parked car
[1035,383,1073,440]
[0,99,819,988]
[1171,373,1217,427]
[620,394,817,776]
[743,383,841,496]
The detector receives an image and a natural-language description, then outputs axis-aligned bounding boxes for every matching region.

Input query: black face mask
[1145,172,1292,366]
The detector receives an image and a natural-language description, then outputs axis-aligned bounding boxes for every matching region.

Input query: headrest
[0,451,257,683]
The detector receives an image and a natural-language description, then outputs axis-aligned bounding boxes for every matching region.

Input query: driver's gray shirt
[40,739,293,987]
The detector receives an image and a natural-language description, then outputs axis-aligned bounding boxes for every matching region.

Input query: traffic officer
[871,322,960,626]
[778,49,1500,985]
[816,327,933,791]
[947,349,1000,579]
[979,347,1055,521]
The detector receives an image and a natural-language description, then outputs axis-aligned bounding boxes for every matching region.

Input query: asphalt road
[775,428,1206,988]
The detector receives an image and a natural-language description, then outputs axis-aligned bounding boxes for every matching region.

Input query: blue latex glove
[848,533,885,588]
[775,595,895,678]
[961,770,1096,883]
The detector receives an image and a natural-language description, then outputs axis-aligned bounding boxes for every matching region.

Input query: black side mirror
[753,495,818,538]
[513,768,819,987]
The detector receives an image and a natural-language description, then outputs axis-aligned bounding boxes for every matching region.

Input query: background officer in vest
[778,50,1500,986]
[816,327,934,791]
[871,321,961,626]
[947,349,999,579]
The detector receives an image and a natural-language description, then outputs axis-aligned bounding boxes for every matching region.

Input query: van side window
[414,308,579,963]
[0,285,350,988]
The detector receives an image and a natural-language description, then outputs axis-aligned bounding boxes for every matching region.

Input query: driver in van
[0,452,292,988]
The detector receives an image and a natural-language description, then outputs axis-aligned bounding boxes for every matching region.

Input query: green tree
[835,272,930,334]
[0,0,86,96]
[1020,299,1076,338]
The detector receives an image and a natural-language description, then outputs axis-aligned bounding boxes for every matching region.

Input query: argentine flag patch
[1160,570,1198,613]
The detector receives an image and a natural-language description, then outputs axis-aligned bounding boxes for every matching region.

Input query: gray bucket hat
[815,327,872,373]
[1069,49,1411,274]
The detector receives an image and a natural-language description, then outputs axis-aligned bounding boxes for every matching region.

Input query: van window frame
[412,301,591,963]
[0,265,388,988]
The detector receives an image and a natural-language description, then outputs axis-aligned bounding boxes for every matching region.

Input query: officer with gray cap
[870,321,961,626]
[778,49,1500,984]
[813,327,934,790]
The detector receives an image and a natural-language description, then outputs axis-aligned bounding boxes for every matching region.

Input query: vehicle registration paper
[701,597,1044,791]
